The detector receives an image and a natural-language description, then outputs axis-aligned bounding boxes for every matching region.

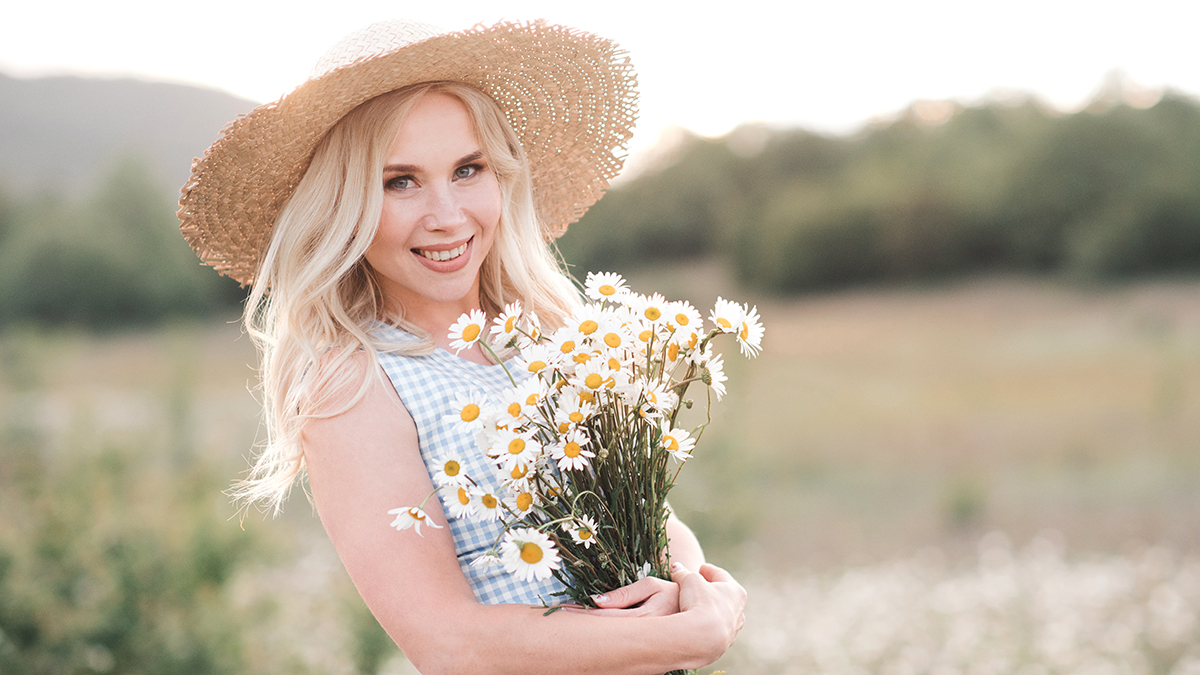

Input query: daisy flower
[475,491,505,522]
[387,506,443,536]
[551,428,595,472]
[448,309,488,353]
[447,486,477,519]
[564,515,600,549]
[584,271,629,302]
[639,382,679,413]
[736,304,765,358]
[666,300,702,333]
[517,343,558,377]
[442,389,489,434]
[431,452,471,487]
[554,397,595,434]
[517,311,543,349]
[493,428,542,470]
[505,489,539,517]
[632,292,670,325]
[471,552,502,571]
[703,350,728,401]
[568,304,607,339]
[489,301,523,346]
[549,327,585,362]
[570,360,617,395]
[659,424,696,462]
[500,528,561,582]
[710,297,743,334]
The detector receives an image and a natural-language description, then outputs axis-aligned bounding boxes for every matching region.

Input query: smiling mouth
[414,238,470,262]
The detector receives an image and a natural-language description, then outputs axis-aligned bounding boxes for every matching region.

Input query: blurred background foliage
[1,73,1199,673]
[559,89,1200,290]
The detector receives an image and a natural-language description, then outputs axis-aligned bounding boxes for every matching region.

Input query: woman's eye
[455,164,481,180]
[386,176,416,190]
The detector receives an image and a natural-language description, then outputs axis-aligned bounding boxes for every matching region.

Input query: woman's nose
[423,182,468,230]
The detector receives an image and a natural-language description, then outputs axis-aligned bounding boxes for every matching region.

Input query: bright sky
[4,0,1199,168]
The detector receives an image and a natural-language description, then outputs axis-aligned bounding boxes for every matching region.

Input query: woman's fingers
[586,575,681,617]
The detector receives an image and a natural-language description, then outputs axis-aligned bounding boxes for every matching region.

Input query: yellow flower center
[558,422,570,433]
[604,332,621,348]
[644,307,661,321]
[608,357,621,370]
[569,411,584,424]
[639,329,653,342]
[584,373,603,390]
[516,492,534,511]
[579,390,595,404]
[507,402,522,417]
[508,438,526,455]
[667,342,679,361]
[664,436,679,451]
[462,324,481,342]
[688,334,698,349]
[505,316,517,332]
[676,313,690,326]
[457,488,470,505]
[579,528,592,540]
[482,494,498,509]
[579,320,599,335]
[460,404,480,423]
[564,442,582,458]
[520,542,543,564]
[560,340,576,353]
[443,460,460,476]
[526,394,539,406]
[408,508,425,521]
[511,464,528,479]
[574,352,592,364]
[599,284,616,296]
[717,317,732,329]
[740,322,750,340]
[528,360,547,373]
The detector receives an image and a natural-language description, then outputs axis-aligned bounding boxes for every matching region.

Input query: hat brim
[178,20,638,286]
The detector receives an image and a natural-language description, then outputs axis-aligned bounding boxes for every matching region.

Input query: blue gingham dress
[374,323,569,606]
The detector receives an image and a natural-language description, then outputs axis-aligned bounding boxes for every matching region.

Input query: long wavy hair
[233,81,581,514]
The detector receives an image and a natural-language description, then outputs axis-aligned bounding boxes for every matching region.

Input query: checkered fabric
[375,323,569,607]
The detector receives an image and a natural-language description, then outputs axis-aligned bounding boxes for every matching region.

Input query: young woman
[179,20,745,673]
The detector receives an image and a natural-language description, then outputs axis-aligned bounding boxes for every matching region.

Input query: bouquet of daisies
[390,271,763,608]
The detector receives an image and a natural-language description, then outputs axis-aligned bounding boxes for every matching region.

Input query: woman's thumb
[670,561,697,584]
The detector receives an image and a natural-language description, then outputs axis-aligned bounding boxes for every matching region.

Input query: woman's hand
[566,575,682,617]
[672,562,747,657]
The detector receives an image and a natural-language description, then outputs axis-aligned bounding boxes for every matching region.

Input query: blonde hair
[234,81,581,514]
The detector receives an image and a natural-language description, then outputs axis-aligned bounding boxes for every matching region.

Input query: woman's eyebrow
[383,151,485,174]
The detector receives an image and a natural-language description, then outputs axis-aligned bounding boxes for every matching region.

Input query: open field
[2,271,1199,672]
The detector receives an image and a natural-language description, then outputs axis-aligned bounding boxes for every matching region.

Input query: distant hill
[0,72,256,195]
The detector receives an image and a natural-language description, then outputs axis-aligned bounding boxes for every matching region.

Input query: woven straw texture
[178,20,638,286]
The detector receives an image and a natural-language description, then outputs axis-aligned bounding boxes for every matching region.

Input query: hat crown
[310,19,445,78]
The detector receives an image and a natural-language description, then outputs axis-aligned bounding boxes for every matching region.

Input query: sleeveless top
[373,322,569,606]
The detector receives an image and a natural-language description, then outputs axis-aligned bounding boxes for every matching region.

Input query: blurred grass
[2,268,1199,671]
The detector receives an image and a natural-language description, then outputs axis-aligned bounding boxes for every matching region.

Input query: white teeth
[419,242,468,262]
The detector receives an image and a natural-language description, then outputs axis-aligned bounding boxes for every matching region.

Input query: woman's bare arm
[301,366,745,675]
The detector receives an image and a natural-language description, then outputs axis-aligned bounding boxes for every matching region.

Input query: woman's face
[365,92,502,320]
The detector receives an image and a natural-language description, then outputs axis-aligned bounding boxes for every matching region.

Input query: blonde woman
[179,20,745,673]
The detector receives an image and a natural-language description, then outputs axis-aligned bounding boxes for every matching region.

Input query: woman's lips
[412,236,473,272]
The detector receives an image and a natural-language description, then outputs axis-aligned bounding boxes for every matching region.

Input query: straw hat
[178,19,638,286]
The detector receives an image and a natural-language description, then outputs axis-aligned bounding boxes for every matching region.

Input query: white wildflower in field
[725,533,1200,675]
